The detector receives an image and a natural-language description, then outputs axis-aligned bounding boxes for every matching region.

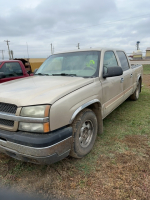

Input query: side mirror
[0,72,6,79]
[34,68,38,74]
[103,66,123,78]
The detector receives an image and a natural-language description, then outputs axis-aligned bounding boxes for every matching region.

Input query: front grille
[0,119,14,127]
[0,102,17,114]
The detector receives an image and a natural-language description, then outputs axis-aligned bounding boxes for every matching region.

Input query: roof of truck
[0,60,22,62]
[52,48,125,55]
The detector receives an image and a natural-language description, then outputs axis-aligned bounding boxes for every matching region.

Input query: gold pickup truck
[0,48,143,164]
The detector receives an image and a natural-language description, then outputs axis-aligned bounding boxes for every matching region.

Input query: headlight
[20,105,49,118]
[19,122,49,133]
[19,105,50,133]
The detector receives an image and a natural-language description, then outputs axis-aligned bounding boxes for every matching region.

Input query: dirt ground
[0,74,150,200]
[143,74,150,88]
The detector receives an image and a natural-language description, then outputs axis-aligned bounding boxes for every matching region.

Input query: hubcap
[79,120,94,148]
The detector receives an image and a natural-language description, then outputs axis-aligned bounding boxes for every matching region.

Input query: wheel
[70,109,98,158]
[130,81,141,101]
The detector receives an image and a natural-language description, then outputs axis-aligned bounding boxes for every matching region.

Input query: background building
[133,50,142,60]
[146,47,150,59]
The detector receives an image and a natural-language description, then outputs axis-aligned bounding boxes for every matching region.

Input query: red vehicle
[0,60,30,83]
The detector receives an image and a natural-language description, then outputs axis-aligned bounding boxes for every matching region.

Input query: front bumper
[0,127,72,164]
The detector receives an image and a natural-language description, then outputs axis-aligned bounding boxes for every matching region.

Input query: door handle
[130,73,133,78]
[120,77,124,83]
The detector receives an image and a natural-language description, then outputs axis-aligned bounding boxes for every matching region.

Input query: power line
[53,43,77,46]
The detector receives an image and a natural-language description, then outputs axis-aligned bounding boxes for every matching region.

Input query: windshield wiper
[83,76,95,78]
[35,73,49,76]
[52,73,76,76]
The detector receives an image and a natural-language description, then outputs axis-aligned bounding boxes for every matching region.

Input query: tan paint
[50,78,102,131]
[0,76,94,107]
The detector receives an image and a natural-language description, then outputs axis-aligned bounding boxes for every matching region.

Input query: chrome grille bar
[0,112,49,123]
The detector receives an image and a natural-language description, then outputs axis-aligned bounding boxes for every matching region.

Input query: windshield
[35,51,100,77]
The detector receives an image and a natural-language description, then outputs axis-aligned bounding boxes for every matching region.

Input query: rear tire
[70,109,98,158]
[130,81,141,101]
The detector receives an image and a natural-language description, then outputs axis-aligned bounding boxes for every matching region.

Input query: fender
[137,74,141,83]
[69,99,100,124]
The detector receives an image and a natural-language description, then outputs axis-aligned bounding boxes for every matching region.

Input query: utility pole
[76,43,80,49]
[4,40,11,59]
[10,50,13,59]
[50,43,53,55]
[0,50,5,60]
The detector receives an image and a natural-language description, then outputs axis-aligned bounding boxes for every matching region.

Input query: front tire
[70,109,98,158]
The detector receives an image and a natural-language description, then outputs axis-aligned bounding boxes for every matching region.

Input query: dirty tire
[130,81,141,101]
[70,109,98,158]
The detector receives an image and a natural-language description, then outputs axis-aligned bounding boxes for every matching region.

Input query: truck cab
[0,60,30,83]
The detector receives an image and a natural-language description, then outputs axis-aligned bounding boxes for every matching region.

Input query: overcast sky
[0,0,150,59]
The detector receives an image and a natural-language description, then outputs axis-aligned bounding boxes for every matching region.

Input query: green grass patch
[143,64,150,74]
[8,160,37,175]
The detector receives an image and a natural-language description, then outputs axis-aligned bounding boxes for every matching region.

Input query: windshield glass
[35,51,100,77]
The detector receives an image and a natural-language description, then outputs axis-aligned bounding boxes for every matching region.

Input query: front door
[101,51,124,118]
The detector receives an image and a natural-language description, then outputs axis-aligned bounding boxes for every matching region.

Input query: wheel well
[87,102,103,135]
[138,76,142,92]
[70,102,103,135]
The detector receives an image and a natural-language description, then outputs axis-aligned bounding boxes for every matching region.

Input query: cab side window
[116,51,130,71]
[0,62,23,77]
[103,51,118,75]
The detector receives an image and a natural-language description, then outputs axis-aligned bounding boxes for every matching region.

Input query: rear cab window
[116,51,130,71]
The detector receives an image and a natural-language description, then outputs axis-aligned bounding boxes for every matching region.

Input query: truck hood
[0,76,94,106]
